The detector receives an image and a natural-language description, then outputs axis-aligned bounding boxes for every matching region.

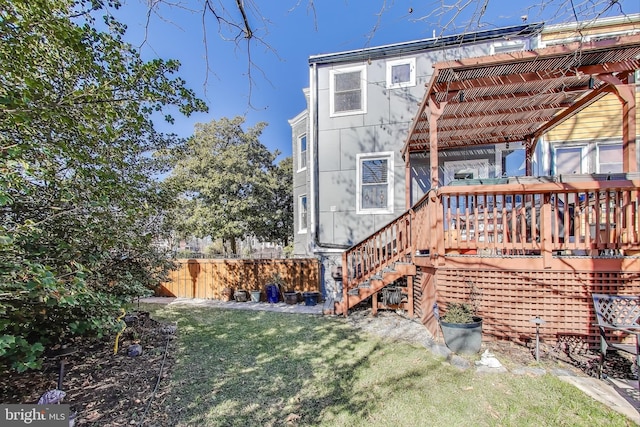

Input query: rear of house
[290,23,544,298]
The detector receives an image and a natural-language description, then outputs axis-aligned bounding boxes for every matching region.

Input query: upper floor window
[298,195,308,233]
[491,40,527,54]
[297,134,307,171]
[330,65,366,116]
[357,152,394,214]
[386,58,416,89]
[597,143,623,174]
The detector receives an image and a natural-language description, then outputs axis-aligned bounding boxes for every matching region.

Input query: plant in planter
[265,272,286,303]
[439,283,483,354]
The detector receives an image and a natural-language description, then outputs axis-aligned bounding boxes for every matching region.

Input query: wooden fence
[157,258,320,299]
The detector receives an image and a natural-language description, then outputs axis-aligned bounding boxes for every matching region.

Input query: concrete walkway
[140,296,324,315]
[140,296,639,424]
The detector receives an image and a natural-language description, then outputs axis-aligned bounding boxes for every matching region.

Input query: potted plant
[439,302,483,354]
[234,289,248,302]
[439,282,483,354]
[250,289,261,302]
[265,272,285,303]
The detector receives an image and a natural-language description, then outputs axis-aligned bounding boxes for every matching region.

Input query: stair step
[358,281,371,289]
[347,288,360,296]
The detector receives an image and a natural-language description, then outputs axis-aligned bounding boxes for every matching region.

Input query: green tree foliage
[0,0,207,371]
[166,117,292,253]
[260,156,293,247]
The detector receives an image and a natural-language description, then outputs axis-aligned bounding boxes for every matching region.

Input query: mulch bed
[0,311,175,426]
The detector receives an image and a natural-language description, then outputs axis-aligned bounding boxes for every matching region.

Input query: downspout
[310,60,350,251]
[309,62,317,250]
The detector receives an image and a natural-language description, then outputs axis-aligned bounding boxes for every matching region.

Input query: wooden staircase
[334,203,424,316]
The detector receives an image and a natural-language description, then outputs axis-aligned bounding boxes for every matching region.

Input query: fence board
[157,258,321,299]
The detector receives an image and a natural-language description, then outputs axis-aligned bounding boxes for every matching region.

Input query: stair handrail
[342,191,433,293]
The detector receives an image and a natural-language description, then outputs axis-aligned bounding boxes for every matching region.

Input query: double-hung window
[386,58,416,89]
[298,134,307,171]
[357,152,393,214]
[330,65,366,116]
[554,145,586,175]
[597,143,623,174]
[298,195,308,233]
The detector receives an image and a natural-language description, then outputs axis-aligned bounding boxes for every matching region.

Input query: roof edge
[308,23,544,66]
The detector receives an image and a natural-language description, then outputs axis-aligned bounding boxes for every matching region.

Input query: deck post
[619,83,637,173]
[525,136,534,176]
[427,96,444,190]
[407,275,414,318]
[541,193,553,268]
[428,97,445,263]
[342,251,348,317]
[405,155,412,210]
[420,268,438,337]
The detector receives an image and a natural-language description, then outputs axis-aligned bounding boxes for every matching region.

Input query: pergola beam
[433,60,639,93]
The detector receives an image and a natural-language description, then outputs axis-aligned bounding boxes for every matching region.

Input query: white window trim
[329,65,367,117]
[386,57,416,89]
[356,152,394,215]
[491,40,527,54]
[297,134,307,172]
[298,195,308,234]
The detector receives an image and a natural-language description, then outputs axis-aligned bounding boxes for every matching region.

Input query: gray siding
[290,113,310,257]
[312,40,515,247]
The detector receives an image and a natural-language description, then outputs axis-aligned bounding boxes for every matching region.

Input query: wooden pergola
[402,34,640,197]
[339,34,640,345]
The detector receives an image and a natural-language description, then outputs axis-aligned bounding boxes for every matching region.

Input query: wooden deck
[338,178,640,347]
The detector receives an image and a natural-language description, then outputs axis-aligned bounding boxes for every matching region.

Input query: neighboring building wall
[289,94,311,258]
[540,14,640,176]
[541,13,640,45]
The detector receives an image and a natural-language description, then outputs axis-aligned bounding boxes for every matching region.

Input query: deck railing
[439,180,640,258]
[340,178,640,302]
[342,205,415,292]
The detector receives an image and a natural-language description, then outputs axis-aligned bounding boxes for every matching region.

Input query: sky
[112,1,640,160]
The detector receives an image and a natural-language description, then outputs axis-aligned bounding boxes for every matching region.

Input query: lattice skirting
[435,268,640,348]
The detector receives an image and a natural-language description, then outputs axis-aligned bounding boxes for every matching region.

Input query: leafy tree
[166,117,290,254]
[259,156,294,247]
[0,0,207,371]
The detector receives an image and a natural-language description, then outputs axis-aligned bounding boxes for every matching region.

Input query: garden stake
[530,317,546,362]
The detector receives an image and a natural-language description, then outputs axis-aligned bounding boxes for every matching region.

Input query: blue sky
[114,1,639,160]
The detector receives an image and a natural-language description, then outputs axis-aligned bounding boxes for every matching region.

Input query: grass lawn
[141,303,632,427]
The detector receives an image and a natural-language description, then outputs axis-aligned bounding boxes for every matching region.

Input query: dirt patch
[0,311,175,426]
